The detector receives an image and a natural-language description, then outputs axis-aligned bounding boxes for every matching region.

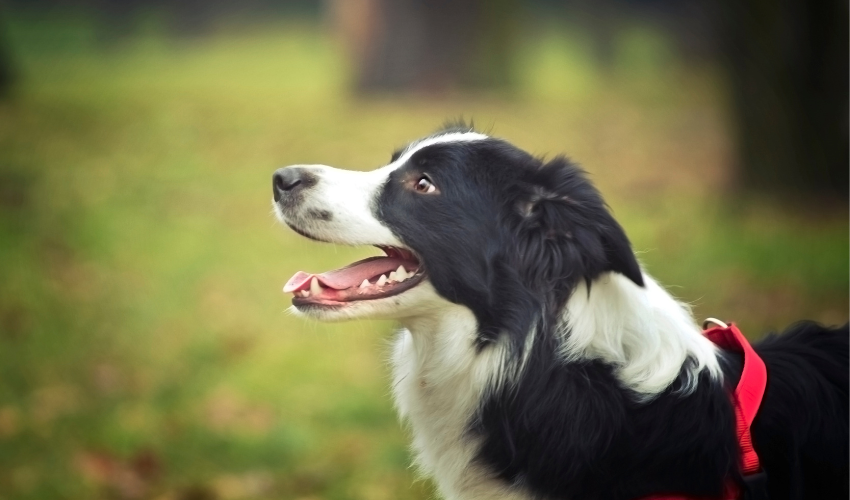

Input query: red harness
[644,321,768,500]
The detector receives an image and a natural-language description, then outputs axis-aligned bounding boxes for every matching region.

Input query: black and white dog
[271,125,848,500]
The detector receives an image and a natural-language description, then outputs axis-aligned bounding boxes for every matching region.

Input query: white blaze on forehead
[388,131,490,171]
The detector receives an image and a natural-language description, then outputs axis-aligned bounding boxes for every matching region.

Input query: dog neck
[394,272,722,403]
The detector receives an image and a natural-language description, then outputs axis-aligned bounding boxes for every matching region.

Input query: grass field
[0,12,847,500]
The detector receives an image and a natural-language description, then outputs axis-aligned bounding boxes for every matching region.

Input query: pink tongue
[283,256,414,292]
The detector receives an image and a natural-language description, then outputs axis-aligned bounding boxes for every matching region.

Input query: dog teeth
[395,265,408,281]
[299,290,309,297]
[359,279,370,289]
[376,274,388,286]
[310,277,322,296]
[389,271,397,282]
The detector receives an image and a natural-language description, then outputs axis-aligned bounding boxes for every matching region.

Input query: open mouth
[283,246,425,307]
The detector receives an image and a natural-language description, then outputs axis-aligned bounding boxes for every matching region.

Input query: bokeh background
[0,1,847,499]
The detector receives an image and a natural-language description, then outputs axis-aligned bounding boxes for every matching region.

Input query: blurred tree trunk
[0,50,12,99]
[328,0,520,94]
[718,0,849,200]
[0,13,14,99]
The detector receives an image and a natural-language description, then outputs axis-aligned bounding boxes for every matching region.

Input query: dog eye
[414,176,437,194]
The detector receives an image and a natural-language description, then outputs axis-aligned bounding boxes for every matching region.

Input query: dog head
[273,126,643,343]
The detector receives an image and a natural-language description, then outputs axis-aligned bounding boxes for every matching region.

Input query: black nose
[273,167,307,202]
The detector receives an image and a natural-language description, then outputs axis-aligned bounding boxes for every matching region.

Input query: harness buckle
[703,317,729,329]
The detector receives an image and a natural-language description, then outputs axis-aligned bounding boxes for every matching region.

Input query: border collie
[271,125,848,500]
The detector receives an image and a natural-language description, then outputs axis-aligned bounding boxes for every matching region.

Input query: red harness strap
[703,322,767,477]
[643,322,767,500]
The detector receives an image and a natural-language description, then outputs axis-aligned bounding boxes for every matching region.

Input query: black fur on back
[748,322,849,499]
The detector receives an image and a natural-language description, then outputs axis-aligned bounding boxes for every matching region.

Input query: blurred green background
[0,2,846,499]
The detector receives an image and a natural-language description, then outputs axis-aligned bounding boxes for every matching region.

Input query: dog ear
[599,219,644,287]
[517,158,644,288]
